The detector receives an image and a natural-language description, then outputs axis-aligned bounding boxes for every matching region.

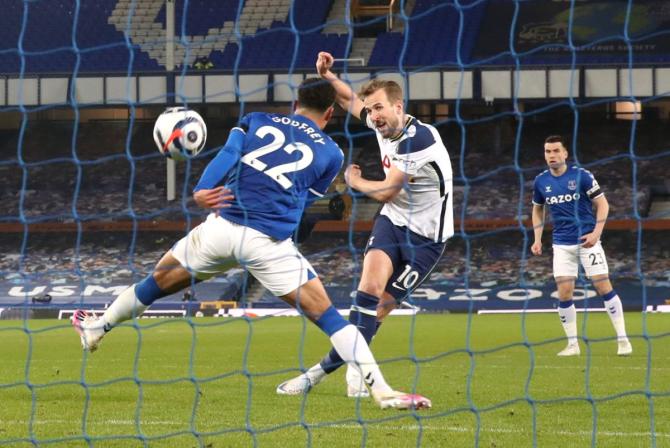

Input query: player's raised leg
[279,276,431,410]
[72,250,197,352]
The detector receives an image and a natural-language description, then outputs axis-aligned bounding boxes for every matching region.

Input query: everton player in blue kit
[72,78,431,410]
[531,135,632,357]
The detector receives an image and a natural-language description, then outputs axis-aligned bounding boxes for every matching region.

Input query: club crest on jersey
[568,180,577,190]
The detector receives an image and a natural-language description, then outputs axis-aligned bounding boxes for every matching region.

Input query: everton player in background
[531,135,632,357]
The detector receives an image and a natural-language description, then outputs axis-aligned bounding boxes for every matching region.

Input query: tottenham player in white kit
[531,135,632,357]
[277,52,453,397]
[71,78,431,410]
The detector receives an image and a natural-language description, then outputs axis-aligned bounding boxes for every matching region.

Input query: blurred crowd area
[1,229,668,290]
[301,230,670,288]
[0,108,667,223]
[351,114,669,221]
[0,108,668,294]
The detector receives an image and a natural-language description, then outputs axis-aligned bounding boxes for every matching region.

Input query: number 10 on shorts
[392,264,420,291]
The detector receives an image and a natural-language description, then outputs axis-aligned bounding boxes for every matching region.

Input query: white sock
[329,324,393,396]
[304,363,326,384]
[102,285,148,330]
[346,363,362,386]
[604,294,628,341]
[558,303,578,346]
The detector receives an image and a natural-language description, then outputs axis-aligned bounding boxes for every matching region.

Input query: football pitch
[0,313,668,447]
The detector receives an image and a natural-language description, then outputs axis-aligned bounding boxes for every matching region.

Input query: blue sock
[602,290,617,302]
[320,291,379,374]
[558,299,574,309]
[314,306,349,337]
[135,274,167,306]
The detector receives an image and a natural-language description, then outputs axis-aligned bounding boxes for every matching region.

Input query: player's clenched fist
[316,51,334,78]
[344,164,362,187]
[531,241,542,256]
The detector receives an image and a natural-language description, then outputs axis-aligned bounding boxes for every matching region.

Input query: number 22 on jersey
[240,126,313,189]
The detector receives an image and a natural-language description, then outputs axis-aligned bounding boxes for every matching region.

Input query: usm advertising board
[1,278,667,317]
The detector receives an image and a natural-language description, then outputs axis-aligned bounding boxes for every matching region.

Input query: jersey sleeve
[391,125,437,175]
[193,125,246,192]
[532,179,544,205]
[580,169,603,200]
[237,113,252,133]
[309,146,344,199]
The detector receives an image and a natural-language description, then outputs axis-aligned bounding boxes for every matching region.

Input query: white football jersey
[363,112,454,242]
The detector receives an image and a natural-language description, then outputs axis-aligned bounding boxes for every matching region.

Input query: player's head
[544,135,569,171]
[358,79,404,139]
[294,77,336,129]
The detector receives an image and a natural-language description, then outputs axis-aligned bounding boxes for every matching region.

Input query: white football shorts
[552,241,609,278]
[171,213,316,297]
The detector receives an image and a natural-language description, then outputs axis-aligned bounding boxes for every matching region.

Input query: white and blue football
[153,107,207,160]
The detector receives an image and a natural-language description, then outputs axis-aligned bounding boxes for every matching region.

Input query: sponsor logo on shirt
[545,193,580,204]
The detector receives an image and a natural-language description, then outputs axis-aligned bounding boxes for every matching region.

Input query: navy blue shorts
[365,215,446,302]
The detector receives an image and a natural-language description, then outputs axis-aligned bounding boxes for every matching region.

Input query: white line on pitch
[482,363,670,371]
[2,420,668,439]
[328,424,670,438]
[0,419,182,426]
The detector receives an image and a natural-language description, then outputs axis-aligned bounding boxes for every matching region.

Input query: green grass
[0,313,668,447]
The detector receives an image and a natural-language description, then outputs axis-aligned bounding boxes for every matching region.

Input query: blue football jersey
[210,112,343,240]
[532,165,604,245]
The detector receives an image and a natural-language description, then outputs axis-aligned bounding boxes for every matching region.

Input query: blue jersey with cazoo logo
[532,165,604,245]
[196,112,343,241]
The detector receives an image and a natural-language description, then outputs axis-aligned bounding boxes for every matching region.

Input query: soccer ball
[153,107,207,160]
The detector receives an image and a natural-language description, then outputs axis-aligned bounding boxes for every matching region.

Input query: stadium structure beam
[166,0,176,201]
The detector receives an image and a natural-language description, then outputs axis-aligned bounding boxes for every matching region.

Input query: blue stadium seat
[5,0,667,73]
[367,0,487,68]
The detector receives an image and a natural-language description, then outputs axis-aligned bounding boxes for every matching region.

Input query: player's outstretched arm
[192,126,245,210]
[531,204,545,255]
[316,51,364,120]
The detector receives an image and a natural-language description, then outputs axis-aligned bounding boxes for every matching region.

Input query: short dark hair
[545,135,567,149]
[358,79,403,103]
[297,77,336,113]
